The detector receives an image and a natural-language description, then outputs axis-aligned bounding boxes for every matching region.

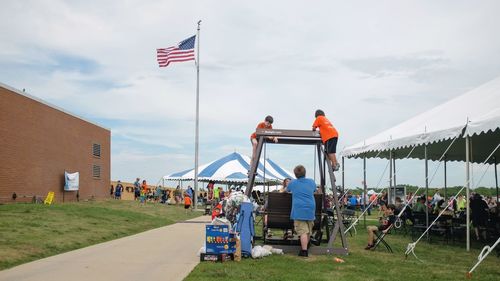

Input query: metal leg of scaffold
[245,136,264,197]
[323,146,349,255]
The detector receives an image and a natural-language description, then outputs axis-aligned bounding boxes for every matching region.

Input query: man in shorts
[312,109,340,171]
[286,165,317,257]
[365,204,396,250]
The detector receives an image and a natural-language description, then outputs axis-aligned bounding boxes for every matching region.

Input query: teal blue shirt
[286,177,316,221]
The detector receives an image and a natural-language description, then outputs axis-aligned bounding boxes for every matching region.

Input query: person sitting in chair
[286,165,317,257]
[365,204,396,250]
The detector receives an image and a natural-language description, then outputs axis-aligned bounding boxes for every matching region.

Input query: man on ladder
[312,109,340,171]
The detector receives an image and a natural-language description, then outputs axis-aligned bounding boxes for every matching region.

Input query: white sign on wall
[64,171,79,191]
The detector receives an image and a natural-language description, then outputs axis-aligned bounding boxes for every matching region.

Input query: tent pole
[444,155,447,202]
[466,135,471,251]
[495,156,498,203]
[393,153,397,189]
[342,156,345,195]
[389,150,393,204]
[363,155,367,228]
[425,145,429,241]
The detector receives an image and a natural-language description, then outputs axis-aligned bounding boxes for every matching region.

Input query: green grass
[0,200,200,270]
[186,214,500,281]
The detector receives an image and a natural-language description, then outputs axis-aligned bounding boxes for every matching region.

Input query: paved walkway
[0,216,210,281]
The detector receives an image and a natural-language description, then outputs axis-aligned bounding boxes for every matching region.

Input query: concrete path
[0,216,210,281]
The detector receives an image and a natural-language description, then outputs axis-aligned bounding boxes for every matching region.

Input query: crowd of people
[338,188,499,243]
[108,178,240,212]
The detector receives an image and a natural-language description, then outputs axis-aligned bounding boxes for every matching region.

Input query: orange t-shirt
[184,196,192,205]
[250,122,273,139]
[312,116,338,143]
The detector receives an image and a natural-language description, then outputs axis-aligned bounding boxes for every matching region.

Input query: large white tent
[342,75,500,252]
[343,76,500,163]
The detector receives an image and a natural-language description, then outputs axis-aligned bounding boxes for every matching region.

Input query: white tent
[342,76,500,163]
[341,75,500,252]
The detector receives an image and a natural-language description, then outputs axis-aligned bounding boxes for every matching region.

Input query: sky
[1,0,500,189]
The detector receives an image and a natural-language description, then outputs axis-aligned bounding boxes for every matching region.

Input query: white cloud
[2,0,500,188]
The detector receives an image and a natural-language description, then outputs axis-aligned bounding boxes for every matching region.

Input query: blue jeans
[361,205,371,215]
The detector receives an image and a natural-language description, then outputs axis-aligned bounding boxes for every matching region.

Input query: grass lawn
[186,214,500,281]
[0,200,201,270]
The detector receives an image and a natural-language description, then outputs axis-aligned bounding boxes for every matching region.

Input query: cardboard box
[205,225,236,254]
[200,253,234,262]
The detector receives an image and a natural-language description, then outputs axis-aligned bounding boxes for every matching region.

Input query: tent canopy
[163,152,294,184]
[342,76,500,163]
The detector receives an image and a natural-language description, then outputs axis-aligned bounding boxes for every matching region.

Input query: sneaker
[298,250,309,257]
[333,163,340,171]
[283,230,293,240]
[364,244,374,250]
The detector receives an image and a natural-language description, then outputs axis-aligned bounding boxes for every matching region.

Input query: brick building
[0,82,110,203]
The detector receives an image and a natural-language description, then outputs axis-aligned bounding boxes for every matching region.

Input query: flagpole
[194,20,201,210]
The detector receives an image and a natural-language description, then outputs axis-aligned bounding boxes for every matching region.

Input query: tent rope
[339,148,385,202]
[396,135,460,221]
[405,142,500,261]
[344,144,417,234]
[467,236,500,277]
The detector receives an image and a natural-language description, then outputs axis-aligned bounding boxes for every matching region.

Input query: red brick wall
[0,85,110,203]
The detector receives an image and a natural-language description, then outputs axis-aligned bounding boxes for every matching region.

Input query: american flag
[157,35,196,67]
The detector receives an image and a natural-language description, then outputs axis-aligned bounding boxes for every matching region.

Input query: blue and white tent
[163,152,294,184]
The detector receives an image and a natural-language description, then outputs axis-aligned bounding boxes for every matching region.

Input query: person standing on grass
[470,193,489,241]
[312,109,340,171]
[115,181,123,200]
[365,204,396,250]
[187,185,194,199]
[133,178,141,201]
[110,185,114,198]
[214,186,221,203]
[348,194,357,211]
[174,186,182,205]
[286,165,316,257]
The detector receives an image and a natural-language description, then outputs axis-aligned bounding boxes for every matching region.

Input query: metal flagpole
[193,20,201,210]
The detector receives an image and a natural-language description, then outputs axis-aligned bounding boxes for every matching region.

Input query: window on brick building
[92,143,101,158]
[92,165,101,179]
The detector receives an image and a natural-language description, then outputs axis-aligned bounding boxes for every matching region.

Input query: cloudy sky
[1,0,499,189]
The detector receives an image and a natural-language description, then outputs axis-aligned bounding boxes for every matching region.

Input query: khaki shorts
[294,220,314,236]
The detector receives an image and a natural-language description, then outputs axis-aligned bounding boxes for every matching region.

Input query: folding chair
[372,226,393,253]
[341,209,357,236]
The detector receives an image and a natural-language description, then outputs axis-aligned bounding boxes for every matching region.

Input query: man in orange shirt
[249,115,277,173]
[312,109,340,171]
